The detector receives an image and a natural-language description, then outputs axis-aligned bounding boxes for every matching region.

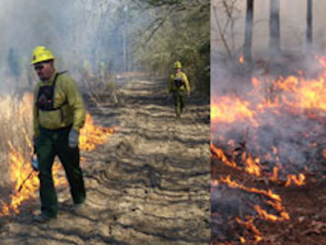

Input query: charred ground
[211,154,326,245]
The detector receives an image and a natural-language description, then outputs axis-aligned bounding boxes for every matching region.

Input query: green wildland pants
[173,89,185,117]
[35,126,86,218]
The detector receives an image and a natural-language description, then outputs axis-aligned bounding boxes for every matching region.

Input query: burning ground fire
[211,56,326,243]
[0,94,114,217]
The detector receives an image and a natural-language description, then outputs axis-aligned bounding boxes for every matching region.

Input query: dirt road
[0,78,210,245]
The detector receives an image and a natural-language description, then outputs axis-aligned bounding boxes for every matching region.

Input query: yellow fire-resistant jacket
[33,71,86,138]
[169,71,190,93]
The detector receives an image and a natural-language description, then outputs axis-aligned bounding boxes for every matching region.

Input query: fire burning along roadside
[211,56,326,243]
[0,95,115,217]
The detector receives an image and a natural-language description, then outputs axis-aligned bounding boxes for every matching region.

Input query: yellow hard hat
[173,61,182,69]
[31,46,55,65]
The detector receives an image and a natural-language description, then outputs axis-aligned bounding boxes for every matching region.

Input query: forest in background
[0,0,210,94]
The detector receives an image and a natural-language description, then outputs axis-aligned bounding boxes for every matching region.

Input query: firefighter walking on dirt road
[169,61,190,118]
[31,46,87,223]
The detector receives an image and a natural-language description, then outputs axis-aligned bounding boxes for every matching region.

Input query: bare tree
[212,0,241,60]
[243,0,254,62]
[306,0,313,51]
[269,0,280,57]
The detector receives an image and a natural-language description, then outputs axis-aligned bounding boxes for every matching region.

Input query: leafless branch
[212,5,232,59]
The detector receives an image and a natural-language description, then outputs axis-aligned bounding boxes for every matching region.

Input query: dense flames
[211,56,326,243]
[0,141,65,216]
[79,114,115,151]
[0,93,114,217]
[211,56,326,181]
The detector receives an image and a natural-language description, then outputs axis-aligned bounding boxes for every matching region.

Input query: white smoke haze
[212,0,326,64]
[211,0,326,178]
[0,0,151,93]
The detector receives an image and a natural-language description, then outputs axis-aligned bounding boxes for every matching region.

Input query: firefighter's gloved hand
[31,154,39,171]
[68,129,79,148]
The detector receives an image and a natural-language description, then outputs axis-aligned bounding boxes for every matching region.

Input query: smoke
[211,57,326,179]
[211,1,326,177]
[0,0,148,93]
[212,0,326,61]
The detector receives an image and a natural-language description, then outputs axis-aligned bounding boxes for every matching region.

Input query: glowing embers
[212,143,307,187]
[210,56,326,244]
[211,176,288,243]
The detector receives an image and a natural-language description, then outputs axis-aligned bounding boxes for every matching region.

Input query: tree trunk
[269,0,280,57]
[306,0,313,51]
[244,0,254,63]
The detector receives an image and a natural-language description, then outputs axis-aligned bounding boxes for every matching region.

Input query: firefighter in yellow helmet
[31,46,87,223]
[169,61,190,118]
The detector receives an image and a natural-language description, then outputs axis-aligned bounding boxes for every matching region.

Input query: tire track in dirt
[0,78,210,245]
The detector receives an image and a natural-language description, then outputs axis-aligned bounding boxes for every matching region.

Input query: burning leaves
[211,172,290,243]
[211,56,326,243]
[0,141,66,217]
[211,56,326,181]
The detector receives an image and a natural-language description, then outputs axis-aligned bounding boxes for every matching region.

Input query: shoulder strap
[37,71,69,111]
[53,70,68,86]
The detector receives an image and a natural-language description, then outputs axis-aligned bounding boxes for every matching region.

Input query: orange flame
[211,97,257,126]
[0,108,114,216]
[219,175,282,202]
[212,57,326,122]
[235,217,263,242]
[79,114,115,151]
[211,55,326,245]
[211,142,263,177]
[210,59,326,184]
[285,173,305,186]
[219,175,289,221]
[243,152,262,177]
[0,141,65,216]
[210,142,238,168]
[270,166,279,182]
[254,205,286,222]
[239,55,245,64]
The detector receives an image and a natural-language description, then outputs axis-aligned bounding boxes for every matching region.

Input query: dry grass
[81,73,119,105]
[0,72,115,201]
[0,93,33,189]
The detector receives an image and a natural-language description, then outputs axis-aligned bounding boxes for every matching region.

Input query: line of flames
[215,175,290,221]
[211,142,306,186]
[212,175,289,244]
[210,56,326,244]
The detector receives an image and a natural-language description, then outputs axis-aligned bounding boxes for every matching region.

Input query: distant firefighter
[168,61,190,118]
